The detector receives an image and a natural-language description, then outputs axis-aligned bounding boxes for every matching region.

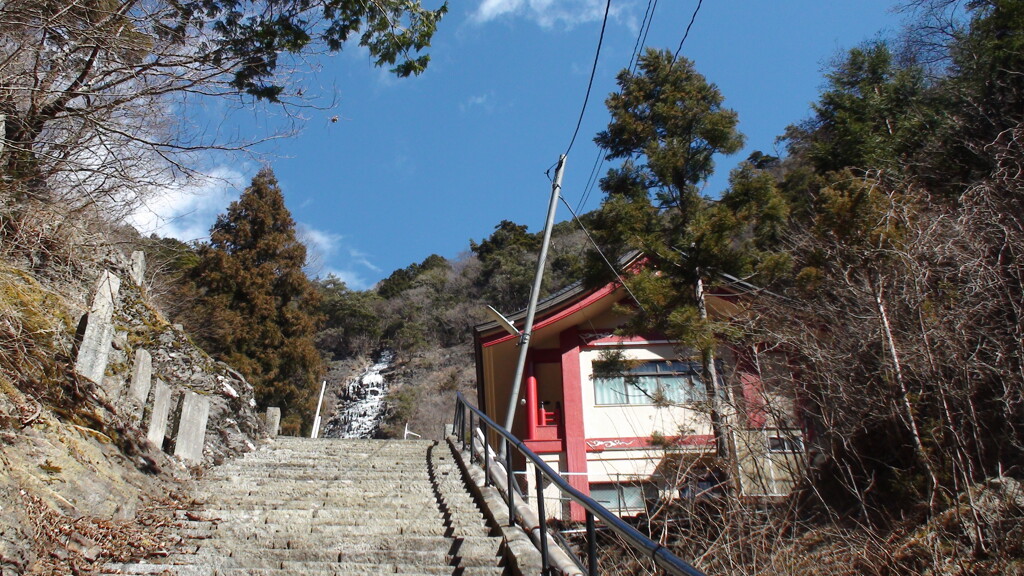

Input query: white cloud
[127,167,247,242]
[299,224,380,290]
[346,247,381,273]
[460,92,496,113]
[130,170,382,291]
[298,223,344,259]
[320,267,369,289]
[471,0,627,29]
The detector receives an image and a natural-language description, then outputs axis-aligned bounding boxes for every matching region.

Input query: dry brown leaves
[21,488,198,576]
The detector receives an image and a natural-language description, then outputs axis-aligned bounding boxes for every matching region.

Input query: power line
[575,152,605,214]
[631,0,659,72]
[558,196,646,313]
[563,0,612,158]
[672,0,703,63]
[576,0,659,215]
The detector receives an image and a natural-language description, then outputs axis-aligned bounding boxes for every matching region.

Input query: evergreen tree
[192,167,323,434]
[783,42,932,176]
[470,220,542,312]
[757,8,1024,518]
[315,275,385,358]
[592,48,745,459]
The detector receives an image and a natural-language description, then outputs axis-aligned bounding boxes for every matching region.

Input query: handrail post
[459,403,466,449]
[586,511,598,576]
[483,423,491,486]
[451,391,708,576]
[469,412,476,463]
[505,438,515,527]
[536,467,550,575]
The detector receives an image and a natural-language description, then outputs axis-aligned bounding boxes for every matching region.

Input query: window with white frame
[589,483,656,514]
[767,434,803,453]
[593,359,719,405]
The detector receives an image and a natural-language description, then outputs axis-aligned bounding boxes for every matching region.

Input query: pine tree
[592,48,745,459]
[192,167,323,435]
[470,220,543,312]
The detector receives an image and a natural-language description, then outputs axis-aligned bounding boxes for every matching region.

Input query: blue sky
[131,0,906,290]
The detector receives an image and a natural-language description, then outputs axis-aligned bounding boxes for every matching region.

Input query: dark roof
[472,251,641,336]
[472,250,771,336]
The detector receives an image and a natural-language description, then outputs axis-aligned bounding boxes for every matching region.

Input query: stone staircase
[104,438,508,576]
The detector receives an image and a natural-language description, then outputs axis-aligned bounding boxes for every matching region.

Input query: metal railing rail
[453,392,707,576]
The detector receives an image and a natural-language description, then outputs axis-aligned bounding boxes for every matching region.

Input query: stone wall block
[146,379,171,449]
[174,391,210,463]
[74,271,121,391]
[130,251,146,286]
[265,407,281,439]
[128,349,152,420]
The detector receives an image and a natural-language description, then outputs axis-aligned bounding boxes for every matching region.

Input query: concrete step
[199,478,433,486]
[180,521,447,539]
[114,551,454,570]
[197,483,436,494]
[176,535,502,562]
[176,516,449,531]
[191,496,438,508]
[178,508,444,522]
[211,548,500,569]
[116,438,517,576]
[192,494,440,507]
[100,563,493,576]
[194,535,496,555]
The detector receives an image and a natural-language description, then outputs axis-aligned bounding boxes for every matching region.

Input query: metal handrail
[453,391,707,576]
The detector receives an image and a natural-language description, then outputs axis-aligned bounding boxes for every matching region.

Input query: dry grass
[579,489,1024,576]
[0,262,74,426]
[22,488,194,576]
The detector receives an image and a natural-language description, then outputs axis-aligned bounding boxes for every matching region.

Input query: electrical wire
[558,196,646,314]
[563,0,613,158]
[632,0,659,72]
[672,0,703,64]
[575,149,605,214]
[576,0,657,215]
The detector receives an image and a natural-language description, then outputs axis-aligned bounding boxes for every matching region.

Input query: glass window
[589,483,654,515]
[594,359,720,405]
[768,435,803,453]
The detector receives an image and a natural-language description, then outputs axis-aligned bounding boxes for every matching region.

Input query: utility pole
[502,155,566,434]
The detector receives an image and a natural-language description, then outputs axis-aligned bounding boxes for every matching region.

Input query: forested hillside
[1,0,1022,574]
[300,3,1024,571]
[0,1,445,572]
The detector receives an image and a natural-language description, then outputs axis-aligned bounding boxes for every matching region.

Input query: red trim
[580,332,670,347]
[524,439,565,453]
[740,372,767,428]
[560,327,589,522]
[526,362,538,440]
[480,282,620,347]
[533,425,560,441]
[585,435,715,452]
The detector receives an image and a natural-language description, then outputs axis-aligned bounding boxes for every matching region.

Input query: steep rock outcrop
[0,245,265,575]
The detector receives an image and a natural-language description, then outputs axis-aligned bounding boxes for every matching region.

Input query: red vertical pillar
[560,327,589,522]
[526,360,538,440]
[740,372,766,428]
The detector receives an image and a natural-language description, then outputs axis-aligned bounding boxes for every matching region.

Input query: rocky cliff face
[0,245,266,575]
[315,344,477,443]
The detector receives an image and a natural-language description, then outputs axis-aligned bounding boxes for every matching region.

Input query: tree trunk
[695,275,731,463]
[873,278,939,507]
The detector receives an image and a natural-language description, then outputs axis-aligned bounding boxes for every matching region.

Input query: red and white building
[473,256,805,520]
